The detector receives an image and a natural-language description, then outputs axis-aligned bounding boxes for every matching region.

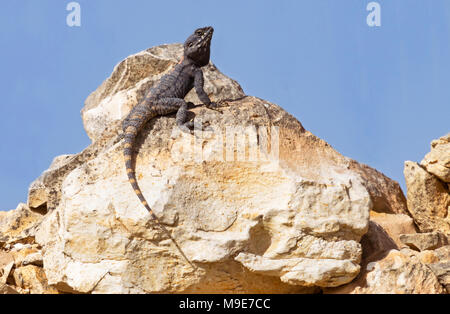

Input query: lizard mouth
[198,27,213,47]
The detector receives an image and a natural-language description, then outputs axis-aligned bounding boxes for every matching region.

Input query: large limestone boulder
[348,161,408,215]
[421,134,450,183]
[369,212,417,248]
[9,44,411,294]
[36,95,372,293]
[399,232,449,252]
[404,161,450,233]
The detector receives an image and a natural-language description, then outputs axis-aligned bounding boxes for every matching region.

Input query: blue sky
[0,1,449,210]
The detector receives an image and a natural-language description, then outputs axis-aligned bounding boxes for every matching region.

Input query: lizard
[121,26,220,226]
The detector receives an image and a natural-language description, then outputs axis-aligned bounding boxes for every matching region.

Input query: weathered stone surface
[369,211,417,248]
[360,221,398,263]
[326,248,445,293]
[27,154,73,211]
[348,161,409,215]
[325,221,447,294]
[414,245,450,293]
[404,161,450,233]
[10,244,43,267]
[0,251,14,284]
[82,43,245,142]
[36,95,373,293]
[0,283,19,294]
[0,203,44,245]
[12,265,58,294]
[399,232,449,252]
[421,133,450,183]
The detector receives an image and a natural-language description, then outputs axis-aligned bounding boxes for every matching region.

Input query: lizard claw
[179,121,195,135]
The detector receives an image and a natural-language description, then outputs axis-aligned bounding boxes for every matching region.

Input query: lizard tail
[123,126,160,222]
[122,115,196,270]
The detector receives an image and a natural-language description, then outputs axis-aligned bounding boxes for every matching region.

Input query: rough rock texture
[0,203,44,245]
[421,246,450,293]
[398,245,450,293]
[421,134,450,183]
[36,92,374,293]
[0,204,56,294]
[325,222,445,294]
[2,44,416,294]
[404,161,450,233]
[399,232,449,252]
[369,211,417,248]
[348,161,409,215]
[27,155,73,212]
[353,248,446,294]
[327,135,450,294]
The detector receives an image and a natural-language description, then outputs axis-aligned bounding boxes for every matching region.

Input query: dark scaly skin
[122,26,219,224]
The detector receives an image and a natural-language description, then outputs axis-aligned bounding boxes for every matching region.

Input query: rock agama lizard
[122,26,219,224]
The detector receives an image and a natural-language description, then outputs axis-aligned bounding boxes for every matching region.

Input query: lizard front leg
[194,69,222,112]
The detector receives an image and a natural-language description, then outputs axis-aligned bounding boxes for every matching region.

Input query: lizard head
[183,26,214,67]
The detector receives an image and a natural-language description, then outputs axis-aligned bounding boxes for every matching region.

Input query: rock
[369,211,417,248]
[421,133,450,183]
[11,265,58,294]
[36,95,373,293]
[27,154,74,212]
[428,262,450,293]
[0,283,19,294]
[28,154,73,211]
[10,244,43,267]
[348,161,409,215]
[82,43,245,142]
[235,253,360,288]
[399,232,449,251]
[0,203,45,245]
[360,221,398,263]
[0,251,14,284]
[415,245,450,293]
[325,221,446,294]
[404,161,450,233]
[11,44,409,294]
[325,248,445,294]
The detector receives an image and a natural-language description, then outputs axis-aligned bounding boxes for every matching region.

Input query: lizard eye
[188,42,194,47]
[195,30,202,36]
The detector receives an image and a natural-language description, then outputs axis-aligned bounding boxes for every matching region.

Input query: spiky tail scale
[123,125,160,222]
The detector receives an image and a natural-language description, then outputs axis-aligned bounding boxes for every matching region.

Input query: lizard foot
[179,121,195,135]
[206,102,224,114]
[178,120,213,136]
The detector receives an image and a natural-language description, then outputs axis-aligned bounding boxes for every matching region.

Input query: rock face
[369,211,417,248]
[1,43,426,294]
[420,246,450,293]
[324,222,446,294]
[404,161,450,233]
[399,232,449,252]
[350,248,446,294]
[421,134,450,183]
[37,91,375,293]
[0,204,56,294]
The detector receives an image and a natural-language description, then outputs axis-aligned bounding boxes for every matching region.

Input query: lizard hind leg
[176,101,195,134]
[152,98,196,135]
